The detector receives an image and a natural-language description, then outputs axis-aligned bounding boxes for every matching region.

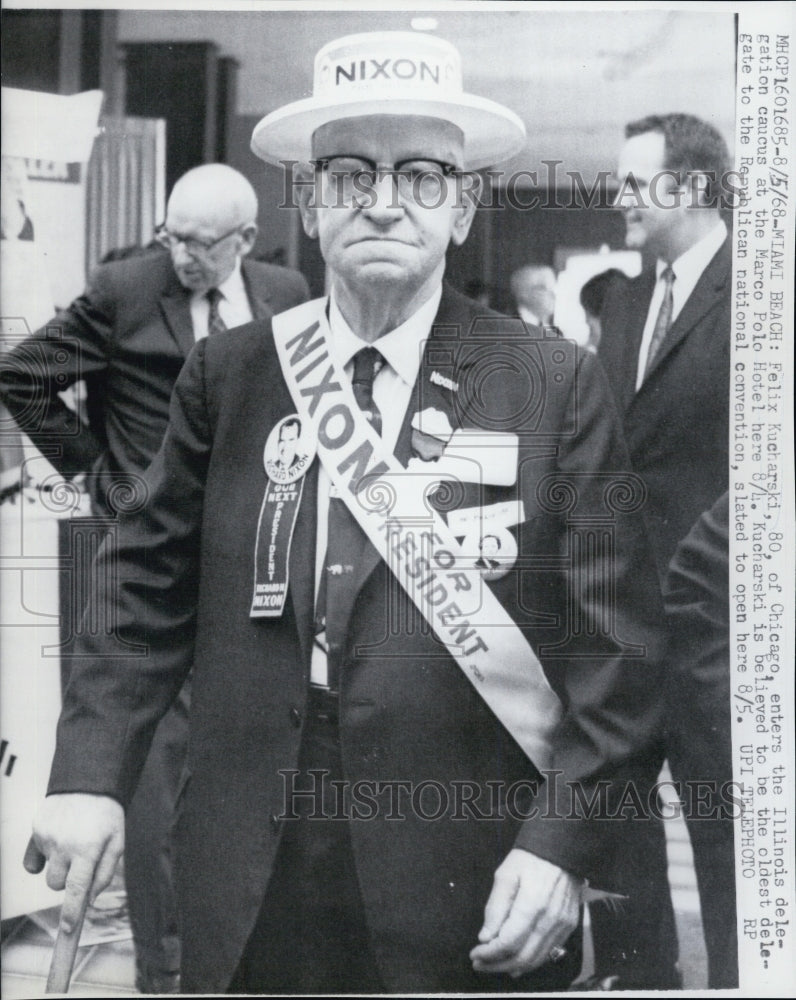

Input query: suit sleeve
[262,264,311,315]
[513,350,668,891]
[287,268,311,307]
[0,266,120,476]
[663,492,731,789]
[47,338,213,807]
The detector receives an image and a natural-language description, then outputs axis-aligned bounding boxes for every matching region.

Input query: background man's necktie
[206,288,227,337]
[315,347,384,692]
[643,266,675,379]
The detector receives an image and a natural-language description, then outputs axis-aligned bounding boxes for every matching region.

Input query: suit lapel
[640,239,730,385]
[288,459,318,671]
[159,261,277,359]
[252,354,317,671]
[242,259,274,322]
[158,269,196,358]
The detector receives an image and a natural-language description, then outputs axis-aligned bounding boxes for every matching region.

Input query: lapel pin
[430,370,459,393]
[465,526,518,582]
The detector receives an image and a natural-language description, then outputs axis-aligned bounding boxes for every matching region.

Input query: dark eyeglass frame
[155,223,243,256]
[312,155,461,195]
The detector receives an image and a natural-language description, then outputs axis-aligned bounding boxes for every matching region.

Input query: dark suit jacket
[0,248,309,513]
[598,238,730,580]
[663,491,737,987]
[48,286,667,992]
[664,490,731,788]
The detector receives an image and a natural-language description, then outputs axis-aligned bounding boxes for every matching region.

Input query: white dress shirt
[635,219,727,389]
[189,258,253,341]
[310,285,443,687]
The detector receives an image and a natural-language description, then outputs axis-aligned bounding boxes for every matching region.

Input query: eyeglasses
[312,156,461,204]
[155,223,242,256]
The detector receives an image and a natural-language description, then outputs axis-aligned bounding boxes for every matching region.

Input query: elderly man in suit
[25,32,668,994]
[1,162,309,993]
[590,113,732,989]
[0,162,309,519]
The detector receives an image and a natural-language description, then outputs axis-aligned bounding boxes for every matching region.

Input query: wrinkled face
[164,198,251,294]
[299,115,479,294]
[278,422,300,466]
[614,131,683,259]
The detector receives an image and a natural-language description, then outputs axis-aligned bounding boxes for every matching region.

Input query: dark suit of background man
[0,162,309,993]
[665,491,736,990]
[592,113,733,990]
[24,31,668,994]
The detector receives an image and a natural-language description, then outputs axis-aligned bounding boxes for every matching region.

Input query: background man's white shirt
[189,258,253,340]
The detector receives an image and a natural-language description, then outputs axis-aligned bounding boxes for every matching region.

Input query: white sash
[272,299,563,770]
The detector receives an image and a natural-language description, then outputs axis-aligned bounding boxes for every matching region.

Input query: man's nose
[612,179,636,211]
[358,171,405,222]
[170,241,195,266]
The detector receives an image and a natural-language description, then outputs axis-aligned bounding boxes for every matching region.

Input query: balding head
[168,164,258,231]
[162,164,259,293]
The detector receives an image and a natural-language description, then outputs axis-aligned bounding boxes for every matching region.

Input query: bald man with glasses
[0,161,308,992]
[1,163,308,520]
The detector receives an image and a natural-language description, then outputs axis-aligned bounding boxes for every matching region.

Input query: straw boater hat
[251,31,526,170]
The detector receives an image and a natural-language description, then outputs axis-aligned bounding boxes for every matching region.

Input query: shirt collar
[328,285,443,387]
[657,219,728,282]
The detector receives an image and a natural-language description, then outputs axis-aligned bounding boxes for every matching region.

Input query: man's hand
[23,794,124,933]
[470,849,581,978]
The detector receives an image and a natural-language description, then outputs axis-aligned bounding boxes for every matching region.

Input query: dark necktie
[314,347,384,692]
[206,288,227,337]
[643,266,675,379]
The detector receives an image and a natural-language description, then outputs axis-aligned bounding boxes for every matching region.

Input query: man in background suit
[0,163,309,519]
[24,32,668,993]
[0,162,309,992]
[592,113,732,989]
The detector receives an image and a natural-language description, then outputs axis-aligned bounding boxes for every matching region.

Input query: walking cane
[23,836,91,994]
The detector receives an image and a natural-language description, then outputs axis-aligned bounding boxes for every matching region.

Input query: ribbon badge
[250,414,317,618]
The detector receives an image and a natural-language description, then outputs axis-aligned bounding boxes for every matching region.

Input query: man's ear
[295,164,319,239]
[237,222,259,257]
[450,171,483,247]
[684,170,714,209]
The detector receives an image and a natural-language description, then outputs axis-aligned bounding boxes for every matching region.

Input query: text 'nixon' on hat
[251,31,527,171]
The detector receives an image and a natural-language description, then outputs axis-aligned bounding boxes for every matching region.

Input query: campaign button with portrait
[264,414,316,484]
